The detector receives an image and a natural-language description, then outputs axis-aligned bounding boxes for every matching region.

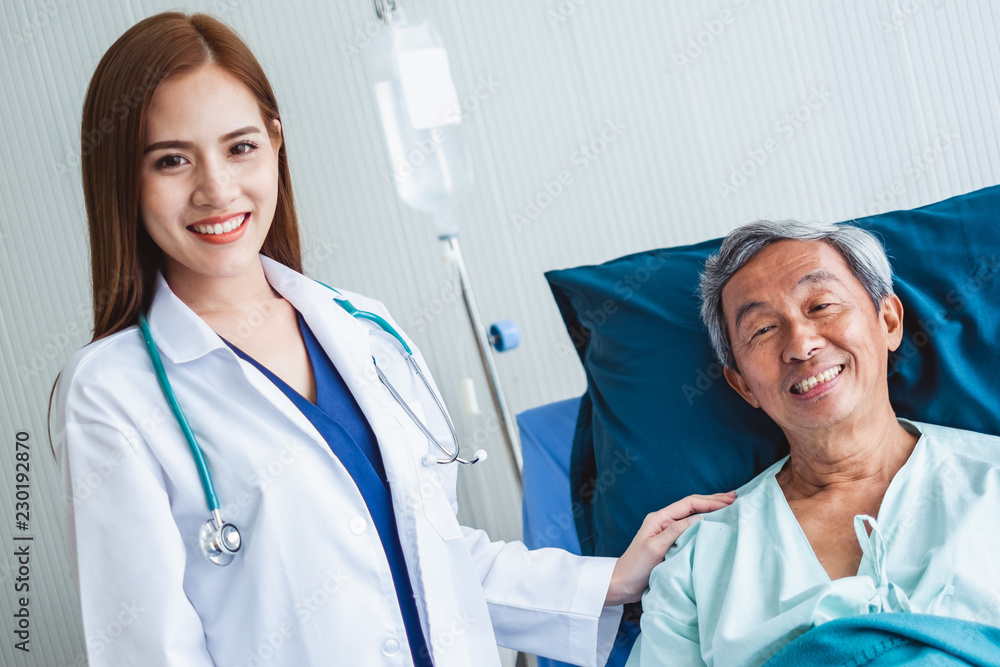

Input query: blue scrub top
[224,313,433,666]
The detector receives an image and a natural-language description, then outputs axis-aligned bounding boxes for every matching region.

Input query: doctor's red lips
[788,364,845,399]
[187,212,249,245]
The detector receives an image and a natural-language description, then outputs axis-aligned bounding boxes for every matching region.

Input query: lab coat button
[381,638,400,656]
[349,517,367,534]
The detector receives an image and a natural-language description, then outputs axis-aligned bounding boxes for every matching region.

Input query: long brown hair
[82,12,301,341]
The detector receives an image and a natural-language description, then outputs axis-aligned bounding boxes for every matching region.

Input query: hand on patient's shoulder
[605,491,737,605]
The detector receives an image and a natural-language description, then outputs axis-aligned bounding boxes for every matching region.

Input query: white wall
[1,1,998,664]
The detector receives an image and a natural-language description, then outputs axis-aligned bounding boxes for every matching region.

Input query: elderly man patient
[626,221,1000,666]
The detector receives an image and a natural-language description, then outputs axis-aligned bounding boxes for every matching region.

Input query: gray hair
[698,220,894,370]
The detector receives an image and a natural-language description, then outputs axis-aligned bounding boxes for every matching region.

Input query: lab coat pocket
[418,473,464,541]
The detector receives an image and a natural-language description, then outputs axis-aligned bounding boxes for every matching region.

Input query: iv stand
[445,236,523,491]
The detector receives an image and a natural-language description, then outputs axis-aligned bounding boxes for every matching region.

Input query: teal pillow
[547,185,1000,558]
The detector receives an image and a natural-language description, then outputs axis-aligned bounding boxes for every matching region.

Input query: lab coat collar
[145,272,228,364]
[145,255,367,366]
[258,254,373,371]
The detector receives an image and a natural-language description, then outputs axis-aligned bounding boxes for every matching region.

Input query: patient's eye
[810,301,841,315]
[752,325,773,338]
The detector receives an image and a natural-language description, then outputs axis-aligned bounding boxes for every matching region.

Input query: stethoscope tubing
[375,357,479,465]
[138,285,479,565]
[138,312,221,513]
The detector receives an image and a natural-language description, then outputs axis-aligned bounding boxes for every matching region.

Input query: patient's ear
[882,294,905,352]
[724,366,760,408]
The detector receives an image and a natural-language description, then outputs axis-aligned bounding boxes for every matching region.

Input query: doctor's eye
[154,154,188,169]
[230,141,259,156]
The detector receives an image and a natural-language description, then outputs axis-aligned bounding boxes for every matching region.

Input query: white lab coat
[51,256,622,667]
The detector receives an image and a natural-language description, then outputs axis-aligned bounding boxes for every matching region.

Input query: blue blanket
[764,613,1000,666]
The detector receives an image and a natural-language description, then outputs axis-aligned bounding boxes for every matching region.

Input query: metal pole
[445,236,523,489]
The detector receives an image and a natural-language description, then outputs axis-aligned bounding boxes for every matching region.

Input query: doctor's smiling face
[720,240,905,439]
[139,64,282,290]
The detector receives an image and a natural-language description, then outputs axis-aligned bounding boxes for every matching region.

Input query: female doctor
[50,12,735,667]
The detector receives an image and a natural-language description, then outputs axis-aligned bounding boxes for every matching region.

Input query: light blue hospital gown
[626,420,1000,667]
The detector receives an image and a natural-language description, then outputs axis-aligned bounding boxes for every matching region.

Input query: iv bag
[364,15,473,239]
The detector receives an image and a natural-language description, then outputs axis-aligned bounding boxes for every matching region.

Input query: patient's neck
[777,412,918,499]
[775,412,919,581]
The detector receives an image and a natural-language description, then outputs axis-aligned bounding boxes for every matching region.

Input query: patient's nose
[782,318,824,362]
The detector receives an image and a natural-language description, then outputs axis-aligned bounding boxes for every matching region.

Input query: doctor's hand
[604,491,737,606]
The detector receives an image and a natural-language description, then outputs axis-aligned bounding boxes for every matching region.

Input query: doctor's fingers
[646,514,702,552]
[650,491,737,528]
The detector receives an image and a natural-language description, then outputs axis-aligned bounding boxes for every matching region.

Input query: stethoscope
[136,284,484,566]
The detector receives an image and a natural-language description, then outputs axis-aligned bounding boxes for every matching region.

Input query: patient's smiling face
[720,240,904,437]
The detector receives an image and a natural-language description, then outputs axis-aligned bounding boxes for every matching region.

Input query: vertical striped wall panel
[1,1,998,663]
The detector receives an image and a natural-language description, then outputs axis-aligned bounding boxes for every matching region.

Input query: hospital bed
[519,184,1000,667]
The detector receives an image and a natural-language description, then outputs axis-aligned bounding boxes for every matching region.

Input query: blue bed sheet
[765,613,1000,666]
[520,397,637,667]
[520,397,582,555]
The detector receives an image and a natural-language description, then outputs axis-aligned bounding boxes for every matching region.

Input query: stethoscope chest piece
[200,513,242,566]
